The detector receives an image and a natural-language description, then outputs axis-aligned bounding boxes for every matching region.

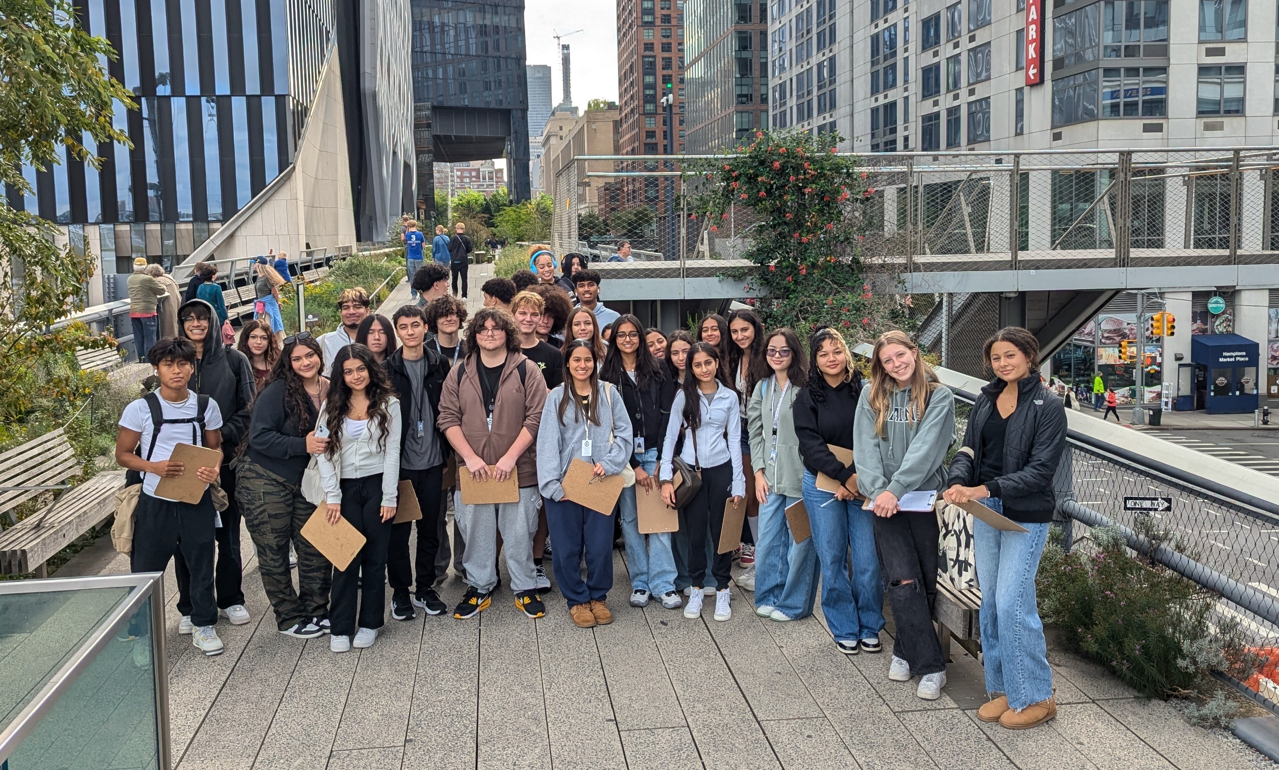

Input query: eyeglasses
[283,331,313,346]
[181,315,210,325]
[614,331,640,341]
[477,327,504,337]
[766,348,792,359]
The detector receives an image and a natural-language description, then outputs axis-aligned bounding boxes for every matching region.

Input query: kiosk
[1189,334,1260,414]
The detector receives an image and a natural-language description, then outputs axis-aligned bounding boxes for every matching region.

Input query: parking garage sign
[1026,0,1043,86]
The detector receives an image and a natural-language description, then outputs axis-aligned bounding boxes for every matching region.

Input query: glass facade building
[685,0,768,154]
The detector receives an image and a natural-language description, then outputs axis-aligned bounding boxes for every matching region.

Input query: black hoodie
[792,374,863,484]
[384,345,451,456]
[178,298,254,457]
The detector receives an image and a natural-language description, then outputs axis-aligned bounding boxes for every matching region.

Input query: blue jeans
[755,491,818,618]
[974,498,1054,711]
[406,258,423,298]
[131,315,159,362]
[617,448,676,596]
[801,471,884,643]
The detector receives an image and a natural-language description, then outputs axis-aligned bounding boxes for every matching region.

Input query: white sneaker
[713,589,732,621]
[192,626,224,656]
[330,635,351,653]
[178,616,194,635]
[702,586,716,596]
[682,586,694,597]
[219,605,250,625]
[352,627,379,649]
[755,604,776,617]
[289,545,298,568]
[534,564,552,592]
[769,609,794,622]
[917,671,947,700]
[736,565,756,591]
[660,591,683,609]
[630,589,650,607]
[889,656,912,682]
[684,590,704,618]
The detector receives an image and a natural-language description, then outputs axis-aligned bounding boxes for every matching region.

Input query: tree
[484,186,510,219]
[578,210,608,240]
[493,194,554,244]
[609,206,656,240]
[586,98,614,112]
[451,190,488,221]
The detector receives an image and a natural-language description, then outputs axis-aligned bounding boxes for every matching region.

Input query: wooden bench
[0,429,126,577]
[76,346,125,372]
[935,577,982,660]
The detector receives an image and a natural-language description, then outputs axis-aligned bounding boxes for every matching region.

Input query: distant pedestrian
[1103,389,1120,423]
[147,264,182,340]
[1092,373,1105,412]
[184,262,209,303]
[404,220,427,300]
[127,258,165,362]
[195,263,229,329]
[432,225,451,266]
[253,258,287,343]
[448,222,473,298]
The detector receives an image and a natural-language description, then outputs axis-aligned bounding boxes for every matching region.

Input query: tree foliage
[609,206,655,240]
[493,194,553,244]
[578,210,608,240]
[586,98,614,112]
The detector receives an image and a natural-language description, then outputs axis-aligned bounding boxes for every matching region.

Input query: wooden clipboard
[784,499,811,543]
[815,444,855,495]
[393,479,421,524]
[718,497,747,554]
[301,505,367,571]
[957,499,1029,533]
[636,482,679,533]
[153,443,223,504]
[459,465,520,505]
[562,458,624,515]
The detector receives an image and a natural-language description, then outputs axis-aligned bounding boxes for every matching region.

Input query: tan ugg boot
[998,697,1057,730]
[977,695,1010,723]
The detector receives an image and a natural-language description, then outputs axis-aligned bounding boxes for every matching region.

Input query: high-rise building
[684,1,770,153]
[616,0,686,157]
[434,160,507,196]
[527,64,553,192]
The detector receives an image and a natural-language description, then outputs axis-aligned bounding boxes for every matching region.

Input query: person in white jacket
[315,343,402,653]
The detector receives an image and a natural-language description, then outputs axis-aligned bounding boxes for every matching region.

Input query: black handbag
[670,423,703,509]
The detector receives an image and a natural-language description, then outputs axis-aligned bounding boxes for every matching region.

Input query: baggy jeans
[801,470,885,643]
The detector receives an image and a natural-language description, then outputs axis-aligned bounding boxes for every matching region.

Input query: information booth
[1189,334,1260,414]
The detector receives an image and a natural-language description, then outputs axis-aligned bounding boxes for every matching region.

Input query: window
[1274,63,1279,113]
[902,96,910,124]
[645,116,657,127]
[1052,69,1099,127]
[968,43,991,84]
[1053,4,1101,68]
[870,101,898,152]
[903,55,910,83]
[1103,1,1170,57]
[1016,88,1025,134]
[922,12,941,49]
[662,57,672,69]
[871,0,898,20]
[817,55,838,115]
[946,54,963,91]
[922,111,941,150]
[922,62,942,97]
[1101,66,1167,117]
[945,105,962,146]
[662,42,672,51]
[871,25,899,94]
[967,97,991,142]
[883,62,898,89]
[969,0,991,30]
[1198,0,1246,40]
[1197,65,1245,114]
[1016,29,1025,70]
[946,3,963,40]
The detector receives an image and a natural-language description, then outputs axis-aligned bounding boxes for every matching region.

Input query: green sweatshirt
[852,382,956,502]
[746,375,804,498]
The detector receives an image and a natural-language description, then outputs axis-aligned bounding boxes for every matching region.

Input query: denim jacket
[659,382,746,497]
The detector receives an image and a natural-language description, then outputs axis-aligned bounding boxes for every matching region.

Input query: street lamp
[660,88,675,261]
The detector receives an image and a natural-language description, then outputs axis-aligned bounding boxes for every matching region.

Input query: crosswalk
[1158,434,1279,476]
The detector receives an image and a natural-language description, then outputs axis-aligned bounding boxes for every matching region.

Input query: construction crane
[552,28,584,107]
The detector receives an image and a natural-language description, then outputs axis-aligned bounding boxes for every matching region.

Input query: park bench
[0,428,125,577]
[934,578,982,660]
[76,345,125,372]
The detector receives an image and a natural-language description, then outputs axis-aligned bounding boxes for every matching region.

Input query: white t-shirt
[119,392,224,500]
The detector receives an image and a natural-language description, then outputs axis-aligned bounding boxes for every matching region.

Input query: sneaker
[313,617,331,634]
[836,640,860,655]
[713,589,732,621]
[515,590,546,619]
[630,589,651,608]
[917,671,947,701]
[570,603,596,628]
[192,626,224,656]
[769,609,794,622]
[703,586,716,596]
[410,593,427,610]
[289,546,298,568]
[219,605,250,625]
[391,595,416,621]
[683,591,704,618]
[416,589,447,616]
[280,621,324,639]
[755,604,776,617]
[454,587,491,619]
[660,591,683,610]
[589,599,613,625]
[738,543,755,565]
[736,565,756,591]
[681,587,694,597]
[330,635,351,653]
[861,637,883,654]
[543,541,553,558]
[534,564,552,594]
[353,627,379,648]
[178,616,194,635]
[889,656,912,682]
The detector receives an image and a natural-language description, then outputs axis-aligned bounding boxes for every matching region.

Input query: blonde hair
[336,287,371,308]
[509,290,545,314]
[867,330,936,440]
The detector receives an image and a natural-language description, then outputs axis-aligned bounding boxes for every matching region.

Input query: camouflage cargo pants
[235,457,331,630]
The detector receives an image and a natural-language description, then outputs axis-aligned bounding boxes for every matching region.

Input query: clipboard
[815,444,856,495]
[718,497,747,554]
[459,465,520,505]
[636,482,679,533]
[393,479,422,524]
[784,499,811,543]
[562,458,624,515]
[153,443,223,504]
[957,499,1029,533]
[300,505,367,571]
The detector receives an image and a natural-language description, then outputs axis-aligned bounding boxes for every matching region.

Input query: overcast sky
[525,0,620,106]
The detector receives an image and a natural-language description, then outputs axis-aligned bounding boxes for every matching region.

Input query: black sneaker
[417,589,447,616]
[836,640,860,655]
[453,587,491,619]
[312,617,331,634]
[391,595,416,621]
[515,590,546,619]
[860,637,883,654]
[280,621,324,639]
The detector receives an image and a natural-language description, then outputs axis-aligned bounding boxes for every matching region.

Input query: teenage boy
[425,294,469,582]
[404,220,427,300]
[319,288,372,376]
[437,308,548,619]
[385,306,451,619]
[572,269,620,328]
[174,299,255,632]
[411,263,450,308]
[449,222,473,297]
[116,338,226,656]
[511,291,563,390]
[481,277,516,312]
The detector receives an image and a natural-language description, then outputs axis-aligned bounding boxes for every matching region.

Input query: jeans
[330,475,394,637]
[1092,393,1102,411]
[617,448,677,596]
[801,470,884,643]
[974,498,1054,710]
[875,511,945,676]
[388,464,444,600]
[131,315,159,362]
[545,497,615,607]
[406,258,423,298]
[755,492,818,619]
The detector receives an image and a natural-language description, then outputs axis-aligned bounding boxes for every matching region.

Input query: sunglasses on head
[284,331,313,346]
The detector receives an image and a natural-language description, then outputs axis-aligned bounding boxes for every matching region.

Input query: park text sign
[1026,0,1043,85]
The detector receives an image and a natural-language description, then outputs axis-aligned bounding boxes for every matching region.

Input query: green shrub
[279,254,402,335]
[494,246,527,278]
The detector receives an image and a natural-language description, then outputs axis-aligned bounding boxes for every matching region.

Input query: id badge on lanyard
[767,380,789,467]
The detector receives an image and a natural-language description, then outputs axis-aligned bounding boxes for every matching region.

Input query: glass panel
[233,96,251,209]
[242,0,259,94]
[152,0,170,94]
[1212,367,1232,396]
[182,0,201,94]
[172,98,193,220]
[113,100,134,222]
[119,0,140,90]
[82,130,101,223]
[53,150,71,224]
[203,97,221,219]
[1240,366,1259,395]
[211,0,231,94]
[262,96,279,182]
[141,98,164,221]
[21,164,38,215]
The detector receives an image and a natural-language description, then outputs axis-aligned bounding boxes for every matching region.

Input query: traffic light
[1166,312,1176,337]
[1146,315,1157,338]
[1150,312,1165,338]
[1120,340,1132,361]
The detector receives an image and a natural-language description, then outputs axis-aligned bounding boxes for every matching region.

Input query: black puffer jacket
[385,346,451,452]
[946,374,1067,523]
[603,368,671,469]
[178,298,254,457]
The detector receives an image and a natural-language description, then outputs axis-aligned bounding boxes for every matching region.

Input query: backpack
[124,392,212,487]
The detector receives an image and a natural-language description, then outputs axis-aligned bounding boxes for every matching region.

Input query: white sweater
[314,397,402,507]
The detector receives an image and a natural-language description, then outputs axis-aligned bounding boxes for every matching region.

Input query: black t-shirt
[522,342,564,390]
[479,361,505,417]
[977,408,1007,486]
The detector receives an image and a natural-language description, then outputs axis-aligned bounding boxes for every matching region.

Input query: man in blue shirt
[271,251,291,284]
[404,220,427,299]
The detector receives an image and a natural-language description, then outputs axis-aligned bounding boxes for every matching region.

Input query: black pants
[176,462,245,617]
[874,511,945,676]
[388,464,445,600]
[451,262,469,297]
[133,490,218,627]
[330,474,393,637]
[1103,406,1120,422]
[684,462,735,591]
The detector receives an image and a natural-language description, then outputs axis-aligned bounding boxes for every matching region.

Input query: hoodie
[852,383,956,502]
[178,298,255,456]
[792,375,861,484]
[536,381,633,501]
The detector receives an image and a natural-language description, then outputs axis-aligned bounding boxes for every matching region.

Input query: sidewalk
[1070,402,1275,430]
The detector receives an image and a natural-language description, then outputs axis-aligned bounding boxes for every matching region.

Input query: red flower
[755,131,763,138]
[785,212,793,219]
[804,162,812,170]
[801,237,809,243]
[860,172,868,179]
[793,232,801,239]
[773,161,781,170]
[747,297,756,305]
[825,223,834,230]
[842,320,851,327]
[759,191,767,197]
[732,171,739,177]
[824,195,831,201]
[689,213,697,219]
[862,318,870,325]
[804,187,813,194]
[842,307,849,313]
[721,213,728,219]
[862,284,870,291]
[769,264,776,271]
[789,175,796,182]
[740,193,748,199]
[779,147,787,153]
[862,292,872,300]
[830,147,838,153]
[826,298,833,306]
[724,164,731,170]
[711,225,718,232]
[786,275,793,282]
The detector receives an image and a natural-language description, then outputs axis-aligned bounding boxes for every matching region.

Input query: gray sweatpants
[454,485,540,594]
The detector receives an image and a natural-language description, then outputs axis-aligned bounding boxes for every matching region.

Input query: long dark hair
[267,335,325,428]
[237,319,280,374]
[558,338,602,427]
[805,326,861,405]
[664,330,695,382]
[726,308,766,399]
[355,314,398,361]
[698,313,728,354]
[324,344,395,457]
[562,306,606,360]
[680,342,723,432]
[752,328,807,394]
[600,314,663,391]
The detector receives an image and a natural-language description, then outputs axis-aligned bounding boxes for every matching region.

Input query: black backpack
[124,392,212,487]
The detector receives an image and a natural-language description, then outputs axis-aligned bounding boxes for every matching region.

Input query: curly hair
[464,307,521,355]
[511,270,538,291]
[531,285,572,336]
[983,326,1041,373]
[411,263,449,294]
[424,295,467,332]
[805,326,861,405]
[324,344,395,457]
[268,335,326,430]
[481,277,516,305]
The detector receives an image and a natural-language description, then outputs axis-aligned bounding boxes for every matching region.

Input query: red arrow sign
[1026,0,1043,86]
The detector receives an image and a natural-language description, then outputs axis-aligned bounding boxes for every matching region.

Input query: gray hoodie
[853,382,956,501]
[536,381,634,501]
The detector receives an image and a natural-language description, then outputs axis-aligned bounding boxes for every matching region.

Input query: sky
[525,0,620,107]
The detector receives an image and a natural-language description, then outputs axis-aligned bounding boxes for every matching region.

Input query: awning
[1191,333,1258,367]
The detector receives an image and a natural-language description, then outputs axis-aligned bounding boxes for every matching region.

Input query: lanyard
[434,339,460,366]
[768,378,789,465]
[479,364,501,429]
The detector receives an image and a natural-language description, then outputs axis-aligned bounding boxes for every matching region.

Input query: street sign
[1025,0,1043,86]
[1123,496,1172,513]
[1208,295,1227,314]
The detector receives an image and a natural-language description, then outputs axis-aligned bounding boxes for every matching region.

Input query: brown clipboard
[458,465,520,505]
[784,498,811,543]
[815,444,855,495]
[957,499,1030,533]
[393,479,422,524]
[562,458,624,515]
[719,497,747,554]
[300,505,367,571]
[152,443,223,504]
[636,482,679,533]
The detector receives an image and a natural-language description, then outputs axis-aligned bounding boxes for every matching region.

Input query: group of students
[114,245,1067,731]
